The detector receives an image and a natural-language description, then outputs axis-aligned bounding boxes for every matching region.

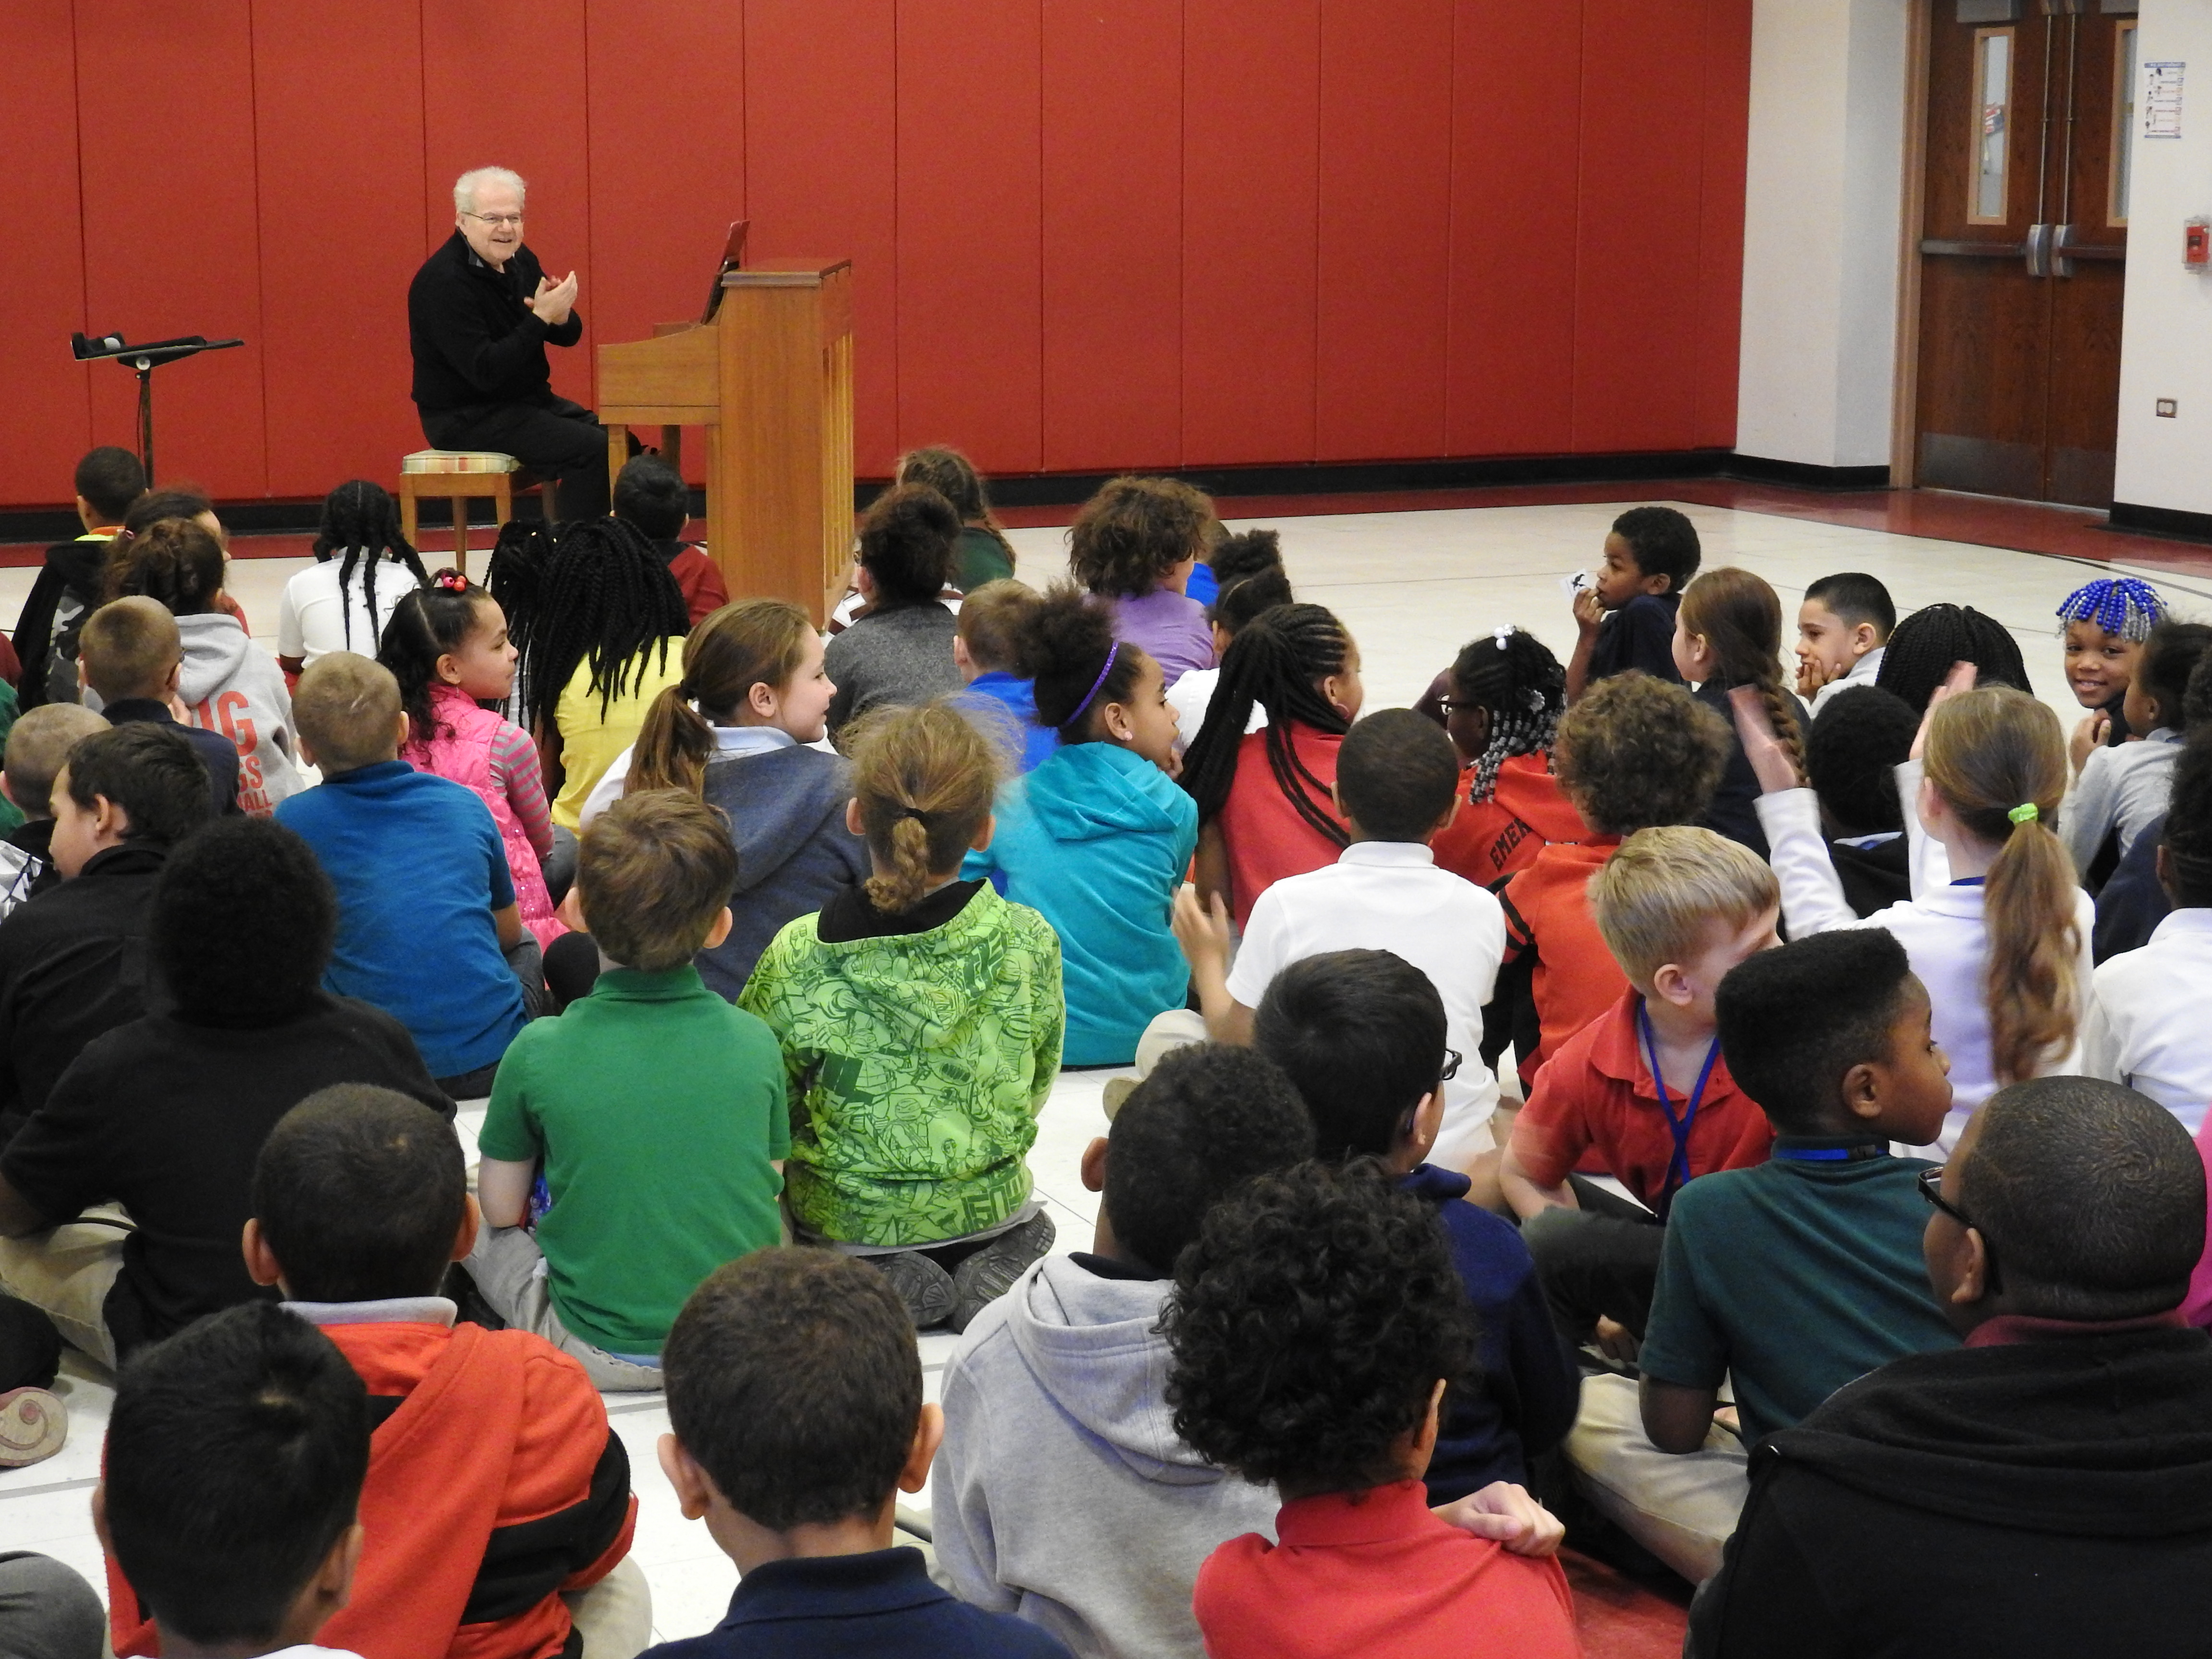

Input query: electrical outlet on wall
[2156,398,2178,418]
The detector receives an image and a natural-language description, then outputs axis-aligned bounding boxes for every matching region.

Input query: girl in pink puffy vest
[381,571,565,946]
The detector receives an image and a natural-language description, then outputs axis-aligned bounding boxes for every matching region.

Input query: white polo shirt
[2084,908,2212,1133]
[1226,840,1505,1167]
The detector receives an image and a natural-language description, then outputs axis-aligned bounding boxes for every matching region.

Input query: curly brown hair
[1553,671,1730,836]
[1069,477,1215,600]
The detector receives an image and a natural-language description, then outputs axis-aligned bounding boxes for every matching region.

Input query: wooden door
[1914,4,2134,506]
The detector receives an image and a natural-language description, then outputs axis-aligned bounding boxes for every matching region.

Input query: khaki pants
[1564,1371,1749,1584]
[0,1209,132,1369]
[464,1225,663,1392]
[565,1555,653,1659]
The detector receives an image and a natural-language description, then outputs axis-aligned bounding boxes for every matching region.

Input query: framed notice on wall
[2146,60,2184,138]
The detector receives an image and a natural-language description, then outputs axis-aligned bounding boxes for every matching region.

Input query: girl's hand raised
[1909,661,1977,762]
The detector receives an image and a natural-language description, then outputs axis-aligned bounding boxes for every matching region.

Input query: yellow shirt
[551,641,685,830]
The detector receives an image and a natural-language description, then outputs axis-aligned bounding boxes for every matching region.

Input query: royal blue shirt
[275,760,525,1079]
[642,1547,1071,1659]
[955,673,1057,774]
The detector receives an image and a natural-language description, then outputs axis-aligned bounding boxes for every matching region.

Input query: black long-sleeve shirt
[408,229,583,413]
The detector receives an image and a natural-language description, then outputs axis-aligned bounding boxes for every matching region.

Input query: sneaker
[950,1213,1058,1334]
[1102,1077,1139,1121]
[872,1251,958,1331]
[0,1388,67,1469]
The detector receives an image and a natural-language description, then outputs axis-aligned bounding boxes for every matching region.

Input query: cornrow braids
[2056,577,2167,644]
[313,481,430,652]
[1449,626,1565,803]
[1875,603,2032,713]
[519,517,689,724]
[1180,603,1353,848]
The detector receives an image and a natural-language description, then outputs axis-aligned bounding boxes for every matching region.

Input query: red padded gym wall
[253,2,427,499]
[744,0,900,475]
[0,0,1756,510]
[4,1,93,498]
[1040,0,1182,473]
[74,0,267,500]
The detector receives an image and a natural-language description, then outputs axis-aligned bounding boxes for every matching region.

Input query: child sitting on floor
[1501,827,1780,1352]
[646,1250,1073,1659]
[1425,625,1578,889]
[1174,709,1503,1170]
[2059,575,2168,757]
[966,588,1191,1067]
[1255,951,1579,1501]
[277,480,430,675]
[1738,673,2095,1145]
[1070,477,1217,688]
[1498,672,1731,1090]
[0,704,107,916]
[104,516,304,813]
[276,654,534,1098]
[1164,1161,1579,1659]
[936,1044,1314,1659]
[472,791,788,1390]
[97,1303,372,1659]
[2085,732,2212,1130]
[2065,620,2212,883]
[589,600,867,997]
[739,703,1063,1334]
[224,1086,646,1659]
[79,597,241,817]
[1795,571,1894,712]
[1567,927,1959,1586]
[1875,601,2032,713]
[613,456,729,625]
[1165,529,1290,743]
[825,485,965,742]
[1804,685,1922,917]
[898,445,1021,593]
[1178,603,1363,928]
[1673,566,1809,860]
[1566,505,1702,701]
[951,580,1057,773]
[382,572,565,949]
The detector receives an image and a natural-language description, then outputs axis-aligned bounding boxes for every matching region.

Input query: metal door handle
[2025,223,2052,278]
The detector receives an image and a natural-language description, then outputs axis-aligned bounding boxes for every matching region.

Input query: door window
[1971,27,2014,224]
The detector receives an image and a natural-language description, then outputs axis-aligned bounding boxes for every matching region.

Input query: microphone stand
[70,332,245,485]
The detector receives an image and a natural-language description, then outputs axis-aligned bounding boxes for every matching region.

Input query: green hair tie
[2008,803,2039,825]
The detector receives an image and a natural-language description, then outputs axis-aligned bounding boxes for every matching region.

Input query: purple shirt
[1111,586,1215,687]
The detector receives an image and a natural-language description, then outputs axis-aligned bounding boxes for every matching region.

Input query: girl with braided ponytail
[381,571,565,947]
[1673,567,1809,861]
[585,599,866,994]
[277,481,430,673]
[519,516,690,832]
[964,585,1196,1064]
[1735,674,2094,1146]
[738,703,1064,1331]
[1179,602,1363,926]
[1427,626,1584,888]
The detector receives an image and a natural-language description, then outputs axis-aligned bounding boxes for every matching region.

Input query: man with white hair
[407,166,612,518]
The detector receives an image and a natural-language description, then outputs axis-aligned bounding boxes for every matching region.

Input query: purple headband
[1067,641,1122,726]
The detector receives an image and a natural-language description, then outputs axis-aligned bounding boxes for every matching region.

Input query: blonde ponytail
[846,702,1001,914]
[1923,688,2079,1082]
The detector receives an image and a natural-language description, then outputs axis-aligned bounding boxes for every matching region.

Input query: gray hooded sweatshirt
[935,1255,1279,1659]
[176,612,306,813]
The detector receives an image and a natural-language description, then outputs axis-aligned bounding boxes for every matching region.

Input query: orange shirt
[1513,986,1775,1211]
[1432,754,1586,889]
[1498,838,1625,1084]
[1219,722,1349,929]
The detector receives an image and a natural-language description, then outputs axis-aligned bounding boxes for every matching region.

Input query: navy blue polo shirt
[644,1548,1070,1659]
[275,760,524,1079]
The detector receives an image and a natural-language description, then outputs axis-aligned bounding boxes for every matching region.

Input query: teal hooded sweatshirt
[966,740,1198,1066]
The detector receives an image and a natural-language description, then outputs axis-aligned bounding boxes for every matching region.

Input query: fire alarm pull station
[2189,218,2211,272]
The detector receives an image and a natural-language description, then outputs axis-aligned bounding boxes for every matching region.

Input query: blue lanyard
[1638,1004,1721,1212]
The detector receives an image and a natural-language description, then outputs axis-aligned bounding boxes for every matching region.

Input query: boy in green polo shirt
[1563,927,1960,1583]
[468,789,788,1390]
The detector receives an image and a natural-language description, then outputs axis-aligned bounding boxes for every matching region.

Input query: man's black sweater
[408,229,583,414]
[1689,1319,2212,1658]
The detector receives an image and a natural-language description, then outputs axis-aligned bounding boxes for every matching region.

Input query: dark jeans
[434,935,548,1101]
[0,1554,105,1659]
[424,392,609,519]
[1521,1175,1666,1346]
[0,1294,60,1393]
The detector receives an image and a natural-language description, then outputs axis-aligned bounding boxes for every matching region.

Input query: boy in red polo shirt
[1497,673,1732,1091]
[1501,827,1780,1357]
[1166,1161,1578,1659]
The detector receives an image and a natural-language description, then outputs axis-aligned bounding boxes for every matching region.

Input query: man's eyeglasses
[1916,1166,1973,1229]
[464,211,524,228]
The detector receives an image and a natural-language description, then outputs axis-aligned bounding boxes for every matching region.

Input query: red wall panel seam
[247,0,271,495]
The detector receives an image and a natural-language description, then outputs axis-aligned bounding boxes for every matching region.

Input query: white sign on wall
[2146,61,2185,139]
